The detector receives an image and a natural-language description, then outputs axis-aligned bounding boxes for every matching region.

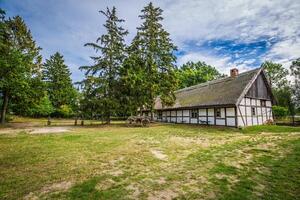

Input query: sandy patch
[126,184,140,199]
[24,181,72,199]
[151,149,168,160]
[0,128,30,135]
[24,192,39,200]
[41,181,73,194]
[156,177,166,184]
[169,135,250,149]
[95,179,115,191]
[169,136,212,148]
[109,169,123,176]
[30,127,70,134]
[148,189,178,200]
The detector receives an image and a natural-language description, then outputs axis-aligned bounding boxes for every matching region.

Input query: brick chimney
[230,68,239,78]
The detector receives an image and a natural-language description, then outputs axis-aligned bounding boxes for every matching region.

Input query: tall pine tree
[0,11,42,123]
[123,2,177,117]
[80,7,128,123]
[43,52,77,115]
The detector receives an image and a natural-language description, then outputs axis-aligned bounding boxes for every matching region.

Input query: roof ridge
[176,67,260,93]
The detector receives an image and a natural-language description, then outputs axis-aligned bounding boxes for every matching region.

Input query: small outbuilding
[144,67,274,127]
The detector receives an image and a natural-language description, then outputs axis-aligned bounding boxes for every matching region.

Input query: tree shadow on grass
[213,139,300,200]
[65,176,128,200]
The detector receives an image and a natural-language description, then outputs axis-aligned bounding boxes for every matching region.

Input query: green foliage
[31,93,54,117]
[0,11,42,123]
[272,105,289,118]
[122,2,177,115]
[57,104,74,118]
[176,61,225,89]
[80,7,128,123]
[261,61,288,89]
[43,52,77,113]
[290,58,300,109]
[273,86,295,116]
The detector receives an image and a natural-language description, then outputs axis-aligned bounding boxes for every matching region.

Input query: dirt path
[0,126,71,135]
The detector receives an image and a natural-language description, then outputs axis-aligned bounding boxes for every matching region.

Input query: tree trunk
[292,115,295,126]
[1,91,9,124]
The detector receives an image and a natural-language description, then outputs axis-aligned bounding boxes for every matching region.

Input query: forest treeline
[0,3,299,124]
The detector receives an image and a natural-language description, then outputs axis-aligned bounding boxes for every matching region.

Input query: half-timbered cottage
[144,67,274,127]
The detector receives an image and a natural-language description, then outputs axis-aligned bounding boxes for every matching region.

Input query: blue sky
[1,0,300,82]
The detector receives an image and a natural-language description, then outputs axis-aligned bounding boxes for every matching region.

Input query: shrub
[57,104,74,118]
[272,106,289,118]
[32,94,54,117]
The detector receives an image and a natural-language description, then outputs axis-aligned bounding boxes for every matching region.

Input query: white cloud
[2,0,300,80]
[163,0,300,45]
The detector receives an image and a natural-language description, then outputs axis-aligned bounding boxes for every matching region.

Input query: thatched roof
[155,67,262,110]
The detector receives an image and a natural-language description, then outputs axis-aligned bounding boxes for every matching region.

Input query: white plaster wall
[238,117,245,127]
[183,117,189,123]
[171,110,176,116]
[220,108,225,118]
[226,108,235,116]
[191,118,197,124]
[171,117,176,123]
[162,111,167,117]
[176,110,182,117]
[183,110,189,116]
[256,99,261,106]
[258,116,263,124]
[247,117,253,126]
[216,119,225,126]
[177,117,182,123]
[246,106,251,117]
[199,109,206,115]
[208,109,214,116]
[227,118,236,126]
[208,117,214,125]
[253,118,258,125]
[199,117,207,123]
[251,98,256,105]
[245,98,251,105]
[239,105,246,115]
[240,98,246,105]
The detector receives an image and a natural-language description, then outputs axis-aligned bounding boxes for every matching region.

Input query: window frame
[158,111,162,119]
[215,108,221,118]
[251,107,256,116]
[190,109,198,119]
[261,100,266,107]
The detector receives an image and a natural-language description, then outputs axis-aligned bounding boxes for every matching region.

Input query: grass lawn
[0,119,300,200]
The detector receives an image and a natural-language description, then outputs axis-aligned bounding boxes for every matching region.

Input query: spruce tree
[80,7,128,123]
[0,11,42,123]
[43,52,77,115]
[124,2,177,117]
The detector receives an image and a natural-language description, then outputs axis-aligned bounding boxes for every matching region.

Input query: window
[145,112,149,117]
[251,107,256,116]
[215,108,221,118]
[191,109,198,118]
[158,111,162,119]
[261,100,266,107]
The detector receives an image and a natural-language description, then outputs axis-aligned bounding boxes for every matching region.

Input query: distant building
[143,67,274,127]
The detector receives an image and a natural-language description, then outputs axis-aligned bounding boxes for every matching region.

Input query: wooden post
[206,108,208,125]
[245,98,248,126]
[234,106,238,127]
[224,108,227,126]
[81,120,84,126]
[47,116,51,126]
[292,115,295,126]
